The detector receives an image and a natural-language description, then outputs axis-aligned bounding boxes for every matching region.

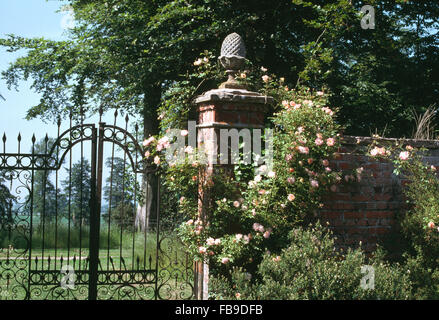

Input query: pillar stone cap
[194,88,274,105]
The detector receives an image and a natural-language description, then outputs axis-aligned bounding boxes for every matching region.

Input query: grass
[0,222,195,300]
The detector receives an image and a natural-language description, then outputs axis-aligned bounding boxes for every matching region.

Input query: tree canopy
[1,0,438,137]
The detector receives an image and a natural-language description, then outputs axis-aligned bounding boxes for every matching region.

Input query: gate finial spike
[17,132,21,142]
[99,105,104,122]
[31,134,36,144]
[2,133,6,143]
[125,114,129,123]
[57,116,61,128]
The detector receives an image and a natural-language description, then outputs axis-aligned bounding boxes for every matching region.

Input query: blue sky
[0,1,137,194]
[0,0,69,146]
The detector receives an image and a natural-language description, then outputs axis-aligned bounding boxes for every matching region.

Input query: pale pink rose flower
[297,126,304,133]
[287,177,295,184]
[235,293,241,299]
[263,231,271,239]
[262,75,270,83]
[180,129,189,136]
[287,194,295,201]
[261,66,268,72]
[206,238,215,246]
[251,209,256,216]
[254,175,262,182]
[315,138,324,146]
[221,257,230,264]
[233,201,240,208]
[325,167,332,173]
[253,223,261,232]
[285,154,293,162]
[370,148,379,156]
[399,151,409,161]
[268,171,276,178]
[310,180,319,188]
[258,225,265,233]
[326,138,335,146]
[154,156,160,165]
[156,144,163,151]
[179,196,185,204]
[185,146,193,154]
[428,221,435,229]
[322,159,329,166]
[282,100,289,108]
[297,146,309,154]
[186,219,194,225]
[198,246,207,254]
[143,136,155,146]
[273,256,281,262]
[214,239,221,245]
[144,151,150,158]
[317,91,324,96]
[235,234,243,241]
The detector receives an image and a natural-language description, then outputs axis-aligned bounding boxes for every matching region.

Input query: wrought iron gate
[0,110,194,300]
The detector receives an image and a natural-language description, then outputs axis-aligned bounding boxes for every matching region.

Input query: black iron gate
[0,110,194,300]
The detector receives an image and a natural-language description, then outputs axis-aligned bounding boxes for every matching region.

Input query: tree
[103,156,137,230]
[28,137,59,222]
[61,157,91,227]
[0,170,15,226]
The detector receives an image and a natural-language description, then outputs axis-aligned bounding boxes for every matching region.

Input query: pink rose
[315,138,324,146]
[310,180,319,188]
[326,138,335,146]
[297,146,309,154]
[221,257,230,264]
[287,177,295,184]
[399,151,409,161]
[287,194,295,201]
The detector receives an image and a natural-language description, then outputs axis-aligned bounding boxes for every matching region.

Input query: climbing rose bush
[142,57,359,279]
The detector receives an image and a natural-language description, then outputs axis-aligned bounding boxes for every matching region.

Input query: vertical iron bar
[54,118,61,270]
[88,125,100,300]
[154,173,160,300]
[67,115,73,266]
[41,135,49,269]
[26,135,36,299]
[131,125,139,269]
[119,116,129,269]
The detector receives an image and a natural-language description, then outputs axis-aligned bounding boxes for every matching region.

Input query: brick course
[319,136,439,252]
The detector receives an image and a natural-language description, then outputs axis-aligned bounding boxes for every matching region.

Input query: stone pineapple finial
[218,33,247,89]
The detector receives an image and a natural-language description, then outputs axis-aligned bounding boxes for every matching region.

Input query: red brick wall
[319,136,439,252]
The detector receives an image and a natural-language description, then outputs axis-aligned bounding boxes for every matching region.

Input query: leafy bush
[367,141,439,299]
[210,222,413,300]
[142,55,363,281]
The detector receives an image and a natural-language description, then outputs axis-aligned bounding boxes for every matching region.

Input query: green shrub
[368,142,439,299]
[210,222,413,300]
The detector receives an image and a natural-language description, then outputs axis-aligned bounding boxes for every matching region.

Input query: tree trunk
[135,84,161,233]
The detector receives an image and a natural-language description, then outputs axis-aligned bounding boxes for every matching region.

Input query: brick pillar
[193,88,273,299]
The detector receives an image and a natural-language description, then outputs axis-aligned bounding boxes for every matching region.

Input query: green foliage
[210,222,413,300]
[142,63,361,281]
[1,1,438,137]
[368,142,439,298]
[61,157,91,227]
